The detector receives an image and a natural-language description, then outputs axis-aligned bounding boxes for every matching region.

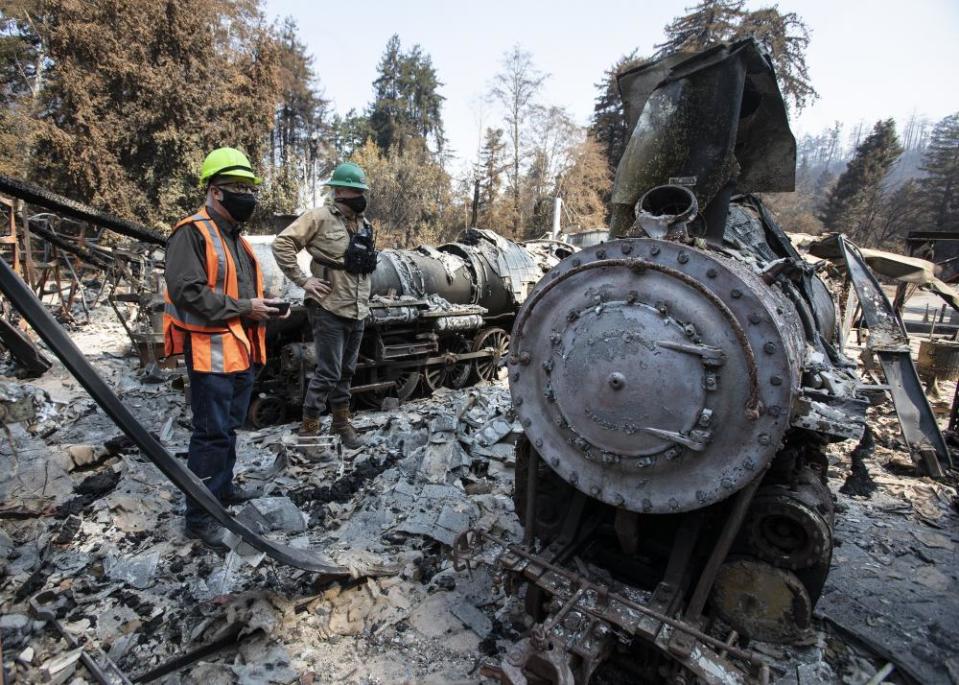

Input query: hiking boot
[331,405,367,449]
[185,517,229,553]
[221,483,259,505]
[299,415,322,436]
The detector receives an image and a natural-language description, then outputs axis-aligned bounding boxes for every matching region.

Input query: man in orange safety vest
[163,147,287,551]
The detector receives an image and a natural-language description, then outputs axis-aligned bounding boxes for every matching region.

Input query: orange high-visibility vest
[163,207,267,373]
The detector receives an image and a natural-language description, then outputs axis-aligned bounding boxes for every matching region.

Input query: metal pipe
[551,197,562,241]
[864,663,895,685]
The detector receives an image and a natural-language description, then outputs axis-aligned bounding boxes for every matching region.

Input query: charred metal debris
[453,39,957,684]
[0,37,957,685]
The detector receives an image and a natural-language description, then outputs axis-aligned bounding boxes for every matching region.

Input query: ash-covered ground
[0,303,957,685]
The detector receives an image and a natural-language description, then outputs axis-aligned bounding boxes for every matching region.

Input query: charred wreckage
[453,39,953,684]
[0,170,570,427]
[0,37,954,685]
[246,229,570,425]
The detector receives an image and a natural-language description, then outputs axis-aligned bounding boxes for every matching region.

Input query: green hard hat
[326,162,369,190]
[199,147,262,187]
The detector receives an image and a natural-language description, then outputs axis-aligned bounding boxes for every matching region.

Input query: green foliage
[331,109,373,159]
[916,112,959,232]
[368,34,445,154]
[656,1,818,113]
[474,127,508,230]
[352,139,453,248]
[819,119,903,244]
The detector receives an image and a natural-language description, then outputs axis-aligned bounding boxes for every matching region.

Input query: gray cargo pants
[303,302,365,418]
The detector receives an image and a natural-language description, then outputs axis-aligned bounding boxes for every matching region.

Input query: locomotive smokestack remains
[610,39,796,241]
[635,184,699,239]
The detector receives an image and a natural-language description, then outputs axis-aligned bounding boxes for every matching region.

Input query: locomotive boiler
[482,40,870,683]
[244,228,571,425]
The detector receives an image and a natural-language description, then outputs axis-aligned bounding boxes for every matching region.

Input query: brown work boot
[299,415,321,436]
[331,405,367,449]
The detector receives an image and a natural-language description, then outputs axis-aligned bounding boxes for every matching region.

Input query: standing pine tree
[368,35,445,153]
[737,8,817,111]
[265,17,331,214]
[656,0,744,55]
[369,35,403,151]
[589,51,646,180]
[656,1,817,113]
[819,119,903,245]
[915,112,959,232]
[399,45,446,152]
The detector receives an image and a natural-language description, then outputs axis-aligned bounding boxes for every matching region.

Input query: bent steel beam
[0,172,165,246]
[838,237,952,475]
[0,255,357,577]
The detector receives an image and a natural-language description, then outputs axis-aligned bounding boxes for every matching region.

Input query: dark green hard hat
[326,162,369,190]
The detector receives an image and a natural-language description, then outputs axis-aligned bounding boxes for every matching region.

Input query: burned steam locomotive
[245,229,570,426]
[472,40,870,683]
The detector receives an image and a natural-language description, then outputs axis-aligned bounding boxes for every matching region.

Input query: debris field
[0,299,956,685]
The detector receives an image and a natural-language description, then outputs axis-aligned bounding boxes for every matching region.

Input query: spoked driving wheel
[393,369,421,401]
[472,327,510,383]
[248,395,287,428]
[423,338,472,392]
[357,368,422,409]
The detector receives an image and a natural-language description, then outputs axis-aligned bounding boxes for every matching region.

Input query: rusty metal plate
[509,239,799,513]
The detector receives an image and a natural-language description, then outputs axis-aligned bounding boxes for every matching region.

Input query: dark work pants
[184,347,255,526]
[303,303,365,418]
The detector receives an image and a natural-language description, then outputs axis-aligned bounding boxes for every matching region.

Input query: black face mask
[339,195,367,215]
[218,188,257,223]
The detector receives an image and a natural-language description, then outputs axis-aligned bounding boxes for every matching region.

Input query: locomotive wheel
[472,327,510,383]
[357,370,421,409]
[423,338,472,391]
[394,370,421,401]
[248,395,287,428]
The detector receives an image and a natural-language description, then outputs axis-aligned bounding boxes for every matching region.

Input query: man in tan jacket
[271,162,376,448]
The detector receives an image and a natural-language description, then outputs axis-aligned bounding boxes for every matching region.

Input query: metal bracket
[837,237,952,475]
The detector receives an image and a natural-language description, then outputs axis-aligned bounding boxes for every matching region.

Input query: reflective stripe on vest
[162,207,266,373]
[162,213,231,331]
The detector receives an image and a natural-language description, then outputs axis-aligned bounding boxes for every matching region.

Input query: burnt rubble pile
[0,315,956,684]
[0,328,529,682]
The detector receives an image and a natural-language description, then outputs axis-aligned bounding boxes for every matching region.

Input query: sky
[263,0,959,171]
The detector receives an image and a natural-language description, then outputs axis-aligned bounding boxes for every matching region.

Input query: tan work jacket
[271,203,371,320]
